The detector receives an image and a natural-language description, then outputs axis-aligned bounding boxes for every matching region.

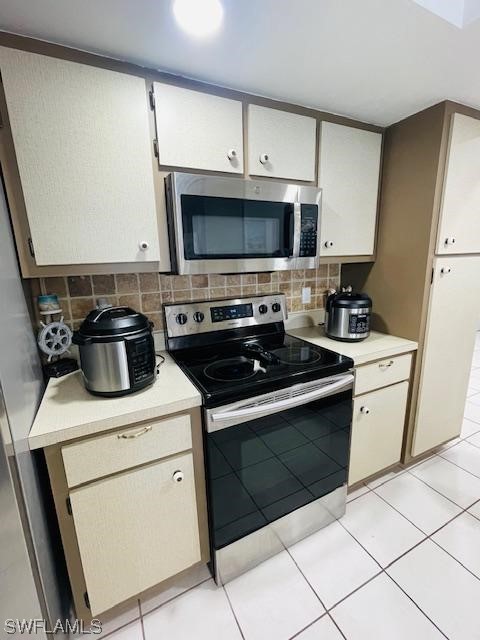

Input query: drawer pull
[379,360,394,370]
[360,406,370,415]
[117,425,152,440]
[172,470,184,483]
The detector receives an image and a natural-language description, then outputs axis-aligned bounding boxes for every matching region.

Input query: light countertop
[288,327,418,365]
[29,352,201,450]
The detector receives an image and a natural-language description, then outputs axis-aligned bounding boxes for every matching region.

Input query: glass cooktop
[172,333,353,408]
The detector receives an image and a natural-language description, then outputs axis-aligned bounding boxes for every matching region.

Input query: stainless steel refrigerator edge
[0,182,65,633]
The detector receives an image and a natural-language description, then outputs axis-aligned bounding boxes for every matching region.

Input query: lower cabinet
[70,452,201,615]
[349,381,409,485]
[44,408,208,620]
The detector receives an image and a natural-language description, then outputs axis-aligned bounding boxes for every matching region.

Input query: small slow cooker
[325,290,372,342]
[73,307,156,396]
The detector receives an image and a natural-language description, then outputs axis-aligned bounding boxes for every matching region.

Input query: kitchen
[1,1,480,638]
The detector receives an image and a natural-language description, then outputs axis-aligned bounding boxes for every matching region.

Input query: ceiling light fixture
[173,0,224,38]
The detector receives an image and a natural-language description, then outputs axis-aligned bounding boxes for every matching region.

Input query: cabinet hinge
[430,267,434,284]
[153,139,159,158]
[84,591,90,610]
[27,237,35,258]
[66,497,72,516]
[149,88,155,110]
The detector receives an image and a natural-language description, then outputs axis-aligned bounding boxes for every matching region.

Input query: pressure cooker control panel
[125,334,155,385]
[349,313,370,334]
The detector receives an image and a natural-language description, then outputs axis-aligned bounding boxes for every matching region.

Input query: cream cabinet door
[69,452,201,615]
[437,113,480,254]
[153,83,243,173]
[319,122,382,257]
[349,382,408,485]
[248,105,316,181]
[0,47,159,265]
[412,256,480,456]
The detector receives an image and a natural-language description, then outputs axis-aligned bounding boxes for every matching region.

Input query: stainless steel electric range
[164,294,354,584]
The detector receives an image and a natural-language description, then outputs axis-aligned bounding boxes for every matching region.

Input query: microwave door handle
[292,202,301,258]
[211,373,354,423]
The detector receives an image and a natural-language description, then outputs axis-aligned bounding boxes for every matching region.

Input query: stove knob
[272,302,281,313]
[259,304,268,315]
[193,311,205,323]
[176,313,188,325]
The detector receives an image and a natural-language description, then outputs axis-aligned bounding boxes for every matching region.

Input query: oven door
[166,172,321,274]
[204,373,354,553]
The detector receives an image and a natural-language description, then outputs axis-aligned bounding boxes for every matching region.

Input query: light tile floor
[108,338,480,640]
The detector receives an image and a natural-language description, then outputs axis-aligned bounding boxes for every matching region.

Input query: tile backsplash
[29,264,341,332]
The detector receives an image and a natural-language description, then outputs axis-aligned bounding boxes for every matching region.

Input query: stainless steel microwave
[165,172,322,275]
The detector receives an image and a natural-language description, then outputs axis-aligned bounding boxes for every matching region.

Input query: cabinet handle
[440,267,451,275]
[259,153,269,165]
[360,406,370,415]
[324,240,334,249]
[172,470,184,483]
[139,241,149,251]
[444,237,456,246]
[379,360,394,369]
[227,148,237,161]
[117,425,152,439]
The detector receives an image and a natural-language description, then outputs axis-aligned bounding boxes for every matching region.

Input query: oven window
[206,391,352,550]
[181,195,294,259]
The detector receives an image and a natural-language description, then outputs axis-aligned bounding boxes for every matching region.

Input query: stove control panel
[164,294,288,339]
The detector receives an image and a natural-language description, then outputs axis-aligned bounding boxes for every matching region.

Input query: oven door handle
[210,373,354,422]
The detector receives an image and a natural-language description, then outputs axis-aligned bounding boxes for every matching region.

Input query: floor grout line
[403,465,471,508]
[287,612,328,640]
[137,576,211,619]
[336,517,384,571]
[384,573,450,639]
[286,546,329,611]
[429,534,480,585]
[222,583,246,640]
[137,600,146,640]
[325,569,384,613]
[327,612,348,640]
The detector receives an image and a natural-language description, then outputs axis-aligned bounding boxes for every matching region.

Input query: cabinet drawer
[355,353,412,395]
[70,452,201,615]
[349,381,408,485]
[62,414,192,488]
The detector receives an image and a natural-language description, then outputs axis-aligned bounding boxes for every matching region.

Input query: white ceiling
[1,0,480,126]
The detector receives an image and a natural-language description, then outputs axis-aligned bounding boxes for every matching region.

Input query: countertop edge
[352,344,418,365]
[28,393,202,451]
[287,328,418,366]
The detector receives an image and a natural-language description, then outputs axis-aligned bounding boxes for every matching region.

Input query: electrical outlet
[302,287,311,304]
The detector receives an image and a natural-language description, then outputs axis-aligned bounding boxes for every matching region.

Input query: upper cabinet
[153,83,244,174]
[436,113,480,255]
[247,105,316,181]
[0,47,160,266]
[318,122,382,257]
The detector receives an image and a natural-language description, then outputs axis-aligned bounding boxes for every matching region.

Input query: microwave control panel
[299,204,318,257]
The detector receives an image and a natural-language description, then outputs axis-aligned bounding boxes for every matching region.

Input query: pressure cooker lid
[77,306,151,337]
[331,292,372,309]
